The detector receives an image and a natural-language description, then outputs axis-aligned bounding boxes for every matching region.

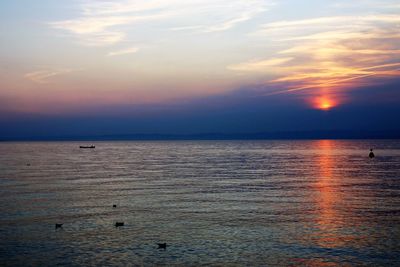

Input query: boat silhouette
[79,145,95,149]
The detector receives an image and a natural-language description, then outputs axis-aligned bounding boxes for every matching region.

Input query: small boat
[80,145,95,149]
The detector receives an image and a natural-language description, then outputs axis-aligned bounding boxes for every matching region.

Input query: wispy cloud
[170,25,204,32]
[50,0,272,46]
[227,57,293,72]
[331,0,400,10]
[107,47,139,57]
[202,5,268,33]
[50,12,172,46]
[25,68,77,84]
[231,13,400,100]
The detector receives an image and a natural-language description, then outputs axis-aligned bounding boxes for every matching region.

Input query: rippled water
[1,140,400,266]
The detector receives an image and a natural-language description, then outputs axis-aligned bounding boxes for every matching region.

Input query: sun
[320,99,332,110]
[313,97,336,111]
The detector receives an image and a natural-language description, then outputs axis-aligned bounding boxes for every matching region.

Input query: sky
[1,0,400,139]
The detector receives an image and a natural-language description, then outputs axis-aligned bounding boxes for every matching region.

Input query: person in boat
[369,149,375,158]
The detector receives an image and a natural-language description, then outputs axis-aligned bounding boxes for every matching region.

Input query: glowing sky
[1,0,400,138]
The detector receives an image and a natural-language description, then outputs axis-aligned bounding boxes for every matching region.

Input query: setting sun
[313,97,336,110]
[320,100,332,110]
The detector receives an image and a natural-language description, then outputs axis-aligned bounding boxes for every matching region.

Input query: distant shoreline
[1,131,400,142]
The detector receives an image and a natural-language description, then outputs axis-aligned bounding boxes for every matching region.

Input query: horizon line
[1,130,400,142]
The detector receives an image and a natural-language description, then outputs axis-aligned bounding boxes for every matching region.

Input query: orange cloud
[230,14,400,109]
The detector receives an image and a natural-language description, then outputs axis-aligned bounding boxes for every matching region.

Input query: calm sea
[1,140,400,266]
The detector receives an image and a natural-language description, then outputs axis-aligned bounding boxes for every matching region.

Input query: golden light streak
[308,140,366,251]
[314,140,341,247]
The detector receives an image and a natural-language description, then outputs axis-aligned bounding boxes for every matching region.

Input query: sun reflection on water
[313,140,357,250]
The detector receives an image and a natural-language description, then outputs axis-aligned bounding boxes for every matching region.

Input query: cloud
[170,25,204,31]
[202,5,268,33]
[50,0,272,46]
[107,47,139,57]
[331,0,400,10]
[230,13,400,100]
[24,68,77,84]
[50,12,172,46]
[227,57,293,72]
[255,15,400,35]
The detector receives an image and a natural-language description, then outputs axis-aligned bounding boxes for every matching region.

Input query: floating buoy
[113,204,117,208]
[55,223,63,229]
[369,149,375,158]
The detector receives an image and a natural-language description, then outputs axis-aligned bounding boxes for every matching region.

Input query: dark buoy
[27,163,31,166]
[55,223,63,229]
[115,222,124,227]
[369,149,375,158]
[113,204,117,208]
[158,243,167,249]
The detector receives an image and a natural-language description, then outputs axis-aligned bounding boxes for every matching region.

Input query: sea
[0,140,400,266]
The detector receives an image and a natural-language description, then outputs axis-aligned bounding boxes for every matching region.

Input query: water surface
[1,140,400,266]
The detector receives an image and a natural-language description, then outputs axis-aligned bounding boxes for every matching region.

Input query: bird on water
[115,222,124,227]
[158,243,167,249]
